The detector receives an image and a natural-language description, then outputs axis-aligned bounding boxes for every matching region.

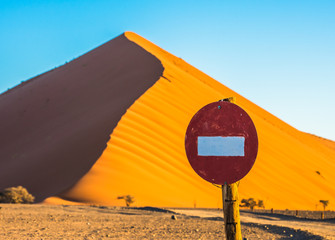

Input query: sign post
[223,182,241,240]
[185,97,258,240]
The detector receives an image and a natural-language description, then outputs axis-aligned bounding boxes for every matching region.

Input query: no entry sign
[185,100,258,184]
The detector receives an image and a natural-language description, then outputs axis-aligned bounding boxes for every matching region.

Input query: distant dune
[1,32,334,210]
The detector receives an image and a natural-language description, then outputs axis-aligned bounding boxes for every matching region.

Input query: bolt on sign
[185,100,258,184]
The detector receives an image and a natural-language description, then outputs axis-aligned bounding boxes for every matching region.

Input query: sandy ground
[1,204,333,239]
[170,208,335,240]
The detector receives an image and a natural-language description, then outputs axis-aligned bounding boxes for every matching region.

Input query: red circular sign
[185,101,258,184]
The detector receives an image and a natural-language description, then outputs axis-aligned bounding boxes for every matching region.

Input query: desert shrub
[0,186,35,203]
[117,195,135,207]
[240,198,257,210]
[319,200,329,211]
[257,199,265,209]
[240,198,265,210]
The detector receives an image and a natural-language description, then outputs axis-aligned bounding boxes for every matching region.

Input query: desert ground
[1,204,334,239]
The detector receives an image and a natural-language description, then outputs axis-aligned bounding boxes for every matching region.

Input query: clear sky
[1,0,334,140]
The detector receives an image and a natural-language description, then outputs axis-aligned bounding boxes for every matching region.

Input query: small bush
[0,186,35,203]
[240,198,257,210]
[117,195,135,207]
[240,198,265,211]
[240,198,265,210]
[319,200,329,211]
[257,199,265,209]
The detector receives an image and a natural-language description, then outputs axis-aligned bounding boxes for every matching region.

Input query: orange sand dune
[0,34,163,201]
[47,32,335,210]
[1,32,334,210]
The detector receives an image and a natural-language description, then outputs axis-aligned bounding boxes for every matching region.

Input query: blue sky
[1,0,334,140]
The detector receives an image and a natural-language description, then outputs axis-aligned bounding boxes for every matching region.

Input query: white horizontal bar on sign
[197,136,245,157]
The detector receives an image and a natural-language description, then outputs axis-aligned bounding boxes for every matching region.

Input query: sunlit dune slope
[47,32,335,210]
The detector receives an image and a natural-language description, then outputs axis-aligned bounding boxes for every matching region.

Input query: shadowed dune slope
[0,33,164,202]
[46,32,335,210]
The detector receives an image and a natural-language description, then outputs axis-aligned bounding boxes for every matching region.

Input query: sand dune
[0,33,163,201]
[1,32,334,209]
